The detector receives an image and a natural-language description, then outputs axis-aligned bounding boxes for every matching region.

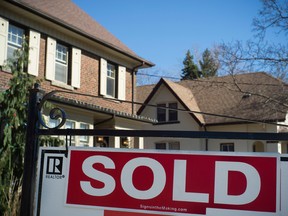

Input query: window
[157,104,166,122]
[169,103,178,121]
[155,141,180,150]
[100,58,126,100]
[46,37,81,88]
[0,18,41,75]
[107,63,116,97]
[55,43,68,83]
[79,123,89,144]
[7,24,24,60]
[65,120,75,145]
[157,102,178,123]
[220,143,234,152]
[48,118,60,128]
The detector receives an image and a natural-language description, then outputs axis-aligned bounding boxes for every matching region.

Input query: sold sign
[66,149,278,215]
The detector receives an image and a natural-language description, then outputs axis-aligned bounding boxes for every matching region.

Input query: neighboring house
[137,72,288,153]
[0,0,155,148]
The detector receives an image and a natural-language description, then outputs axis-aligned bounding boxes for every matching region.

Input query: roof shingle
[11,0,153,66]
[137,72,288,125]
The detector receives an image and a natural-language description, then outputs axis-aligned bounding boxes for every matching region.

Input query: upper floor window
[107,63,116,97]
[100,58,126,100]
[157,102,178,123]
[220,143,234,152]
[0,18,40,76]
[46,37,81,89]
[7,24,24,60]
[55,43,69,83]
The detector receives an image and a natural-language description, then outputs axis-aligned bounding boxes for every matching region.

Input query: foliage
[199,48,219,78]
[181,49,219,80]
[0,38,35,215]
[181,50,201,80]
[218,0,288,80]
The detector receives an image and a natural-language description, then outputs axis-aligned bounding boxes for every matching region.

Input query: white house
[137,72,288,153]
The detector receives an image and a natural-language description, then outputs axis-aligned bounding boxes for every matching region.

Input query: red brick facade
[0,34,135,115]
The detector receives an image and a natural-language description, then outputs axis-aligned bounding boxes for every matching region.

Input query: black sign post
[20,84,41,216]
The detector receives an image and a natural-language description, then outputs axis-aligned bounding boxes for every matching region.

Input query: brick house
[0,0,155,148]
[137,72,288,153]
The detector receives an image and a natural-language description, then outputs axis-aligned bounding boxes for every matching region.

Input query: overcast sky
[72,0,286,83]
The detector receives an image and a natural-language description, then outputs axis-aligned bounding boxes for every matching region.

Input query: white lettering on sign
[173,160,209,203]
[121,157,166,199]
[79,156,262,205]
[80,155,115,196]
[214,161,261,205]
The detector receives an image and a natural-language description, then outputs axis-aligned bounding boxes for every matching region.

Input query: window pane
[107,77,115,97]
[107,63,115,78]
[169,103,178,121]
[55,63,68,83]
[65,121,75,143]
[155,143,166,149]
[79,123,89,143]
[169,142,180,150]
[8,24,24,46]
[7,24,24,59]
[106,63,116,97]
[55,43,68,83]
[48,119,60,128]
[157,104,166,122]
[220,143,234,152]
[56,44,68,63]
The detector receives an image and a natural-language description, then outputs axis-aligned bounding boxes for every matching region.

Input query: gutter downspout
[132,62,145,114]
[204,125,208,151]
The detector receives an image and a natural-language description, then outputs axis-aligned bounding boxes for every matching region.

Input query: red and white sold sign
[66,149,279,215]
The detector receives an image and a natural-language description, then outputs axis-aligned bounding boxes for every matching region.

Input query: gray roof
[137,72,288,125]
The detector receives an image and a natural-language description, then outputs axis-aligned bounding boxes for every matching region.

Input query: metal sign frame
[20,84,288,216]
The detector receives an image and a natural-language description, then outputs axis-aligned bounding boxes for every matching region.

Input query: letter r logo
[47,156,63,175]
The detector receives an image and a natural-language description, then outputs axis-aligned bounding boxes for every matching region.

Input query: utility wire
[137,72,287,86]
[44,89,288,128]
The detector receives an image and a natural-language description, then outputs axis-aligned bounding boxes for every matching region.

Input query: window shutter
[0,17,8,66]
[28,30,40,76]
[46,37,56,81]
[100,58,107,95]
[118,66,126,100]
[71,47,81,88]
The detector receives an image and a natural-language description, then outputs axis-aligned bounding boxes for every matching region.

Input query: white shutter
[0,17,8,66]
[100,58,107,95]
[118,66,126,100]
[71,47,81,88]
[45,37,56,81]
[28,30,40,76]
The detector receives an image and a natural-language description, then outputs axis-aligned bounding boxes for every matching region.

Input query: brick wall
[36,35,134,115]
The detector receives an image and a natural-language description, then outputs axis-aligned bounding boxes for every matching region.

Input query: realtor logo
[47,156,63,175]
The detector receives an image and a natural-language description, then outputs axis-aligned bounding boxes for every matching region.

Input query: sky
[72,0,285,84]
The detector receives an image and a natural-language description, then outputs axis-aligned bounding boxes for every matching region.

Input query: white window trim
[28,30,40,76]
[46,37,81,88]
[100,58,126,100]
[0,17,9,66]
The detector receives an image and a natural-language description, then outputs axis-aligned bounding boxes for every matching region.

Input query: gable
[137,79,204,126]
